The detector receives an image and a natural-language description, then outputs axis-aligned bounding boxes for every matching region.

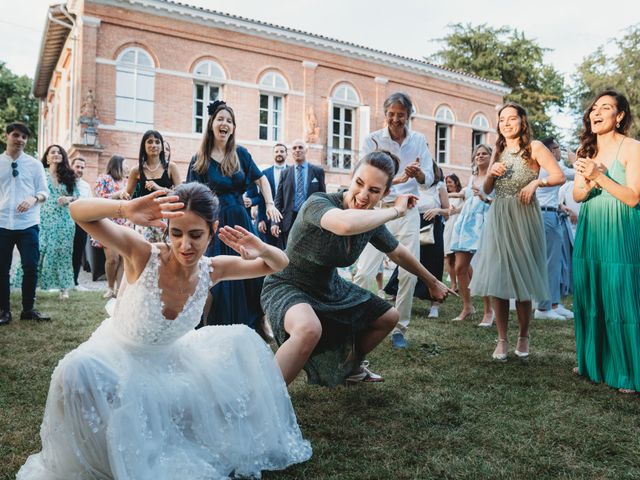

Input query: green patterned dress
[469,150,549,301]
[261,192,399,387]
[14,175,78,290]
[573,154,640,391]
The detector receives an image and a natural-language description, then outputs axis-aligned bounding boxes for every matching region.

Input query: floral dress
[13,175,78,290]
[91,174,130,248]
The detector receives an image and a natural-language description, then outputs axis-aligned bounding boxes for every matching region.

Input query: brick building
[33,0,509,188]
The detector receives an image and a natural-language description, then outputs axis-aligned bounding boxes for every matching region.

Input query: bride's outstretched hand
[218,226,266,260]
[125,190,184,228]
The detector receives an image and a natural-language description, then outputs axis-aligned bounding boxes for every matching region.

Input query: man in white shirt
[534,138,574,320]
[0,122,50,325]
[71,157,92,290]
[353,92,434,348]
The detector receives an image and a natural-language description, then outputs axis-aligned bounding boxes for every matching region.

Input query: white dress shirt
[362,127,434,201]
[537,163,575,208]
[76,178,92,199]
[273,164,286,192]
[0,151,48,230]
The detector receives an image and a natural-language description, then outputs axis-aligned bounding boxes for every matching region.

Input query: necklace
[145,161,161,173]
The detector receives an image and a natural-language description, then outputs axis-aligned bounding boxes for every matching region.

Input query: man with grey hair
[353,92,434,348]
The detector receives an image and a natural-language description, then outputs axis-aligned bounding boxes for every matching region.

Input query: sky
[1,0,637,139]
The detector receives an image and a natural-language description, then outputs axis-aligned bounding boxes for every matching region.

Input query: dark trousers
[72,223,88,285]
[0,225,40,312]
[281,211,298,249]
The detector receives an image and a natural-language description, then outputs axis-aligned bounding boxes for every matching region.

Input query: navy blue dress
[187,146,264,329]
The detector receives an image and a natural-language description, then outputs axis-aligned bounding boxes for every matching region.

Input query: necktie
[294,165,305,211]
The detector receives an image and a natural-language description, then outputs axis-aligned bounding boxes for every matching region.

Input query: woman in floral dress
[93,155,130,298]
[13,145,78,299]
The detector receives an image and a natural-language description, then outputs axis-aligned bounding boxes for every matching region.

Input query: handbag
[419,223,435,245]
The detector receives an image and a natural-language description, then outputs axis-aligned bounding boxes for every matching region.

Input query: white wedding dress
[18,245,311,479]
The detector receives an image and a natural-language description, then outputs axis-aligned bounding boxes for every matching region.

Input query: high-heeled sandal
[477,311,494,327]
[492,339,508,361]
[515,336,530,358]
[452,308,476,322]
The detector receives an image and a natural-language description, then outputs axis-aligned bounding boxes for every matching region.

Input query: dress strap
[615,138,626,160]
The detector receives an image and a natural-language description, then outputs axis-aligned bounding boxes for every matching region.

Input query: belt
[540,206,557,212]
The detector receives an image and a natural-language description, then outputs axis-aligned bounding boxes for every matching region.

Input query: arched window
[192,60,225,133]
[435,105,455,164]
[328,83,360,170]
[471,113,490,150]
[115,47,155,128]
[258,71,288,141]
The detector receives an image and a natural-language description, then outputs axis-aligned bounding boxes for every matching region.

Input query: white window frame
[258,71,288,142]
[435,106,455,164]
[436,123,451,164]
[115,47,155,129]
[471,113,490,150]
[327,83,359,171]
[192,60,225,134]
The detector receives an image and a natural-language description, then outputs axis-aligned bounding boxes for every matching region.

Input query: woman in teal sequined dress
[470,103,565,360]
[572,90,640,393]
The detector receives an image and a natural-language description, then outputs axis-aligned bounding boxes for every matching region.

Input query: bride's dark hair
[168,183,220,238]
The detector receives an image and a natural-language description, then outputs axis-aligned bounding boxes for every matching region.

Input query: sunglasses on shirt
[11,161,18,177]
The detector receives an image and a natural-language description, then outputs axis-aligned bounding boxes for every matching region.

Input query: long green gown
[573,152,640,392]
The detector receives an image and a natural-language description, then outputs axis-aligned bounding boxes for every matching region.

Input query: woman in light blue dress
[449,144,494,325]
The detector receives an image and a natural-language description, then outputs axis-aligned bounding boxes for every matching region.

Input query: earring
[616,122,621,128]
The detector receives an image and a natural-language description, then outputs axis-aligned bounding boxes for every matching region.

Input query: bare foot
[618,388,636,394]
[572,367,580,376]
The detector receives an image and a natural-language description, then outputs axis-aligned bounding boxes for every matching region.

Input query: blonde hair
[193,104,239,177]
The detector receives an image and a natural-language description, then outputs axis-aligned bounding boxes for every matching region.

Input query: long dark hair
[494,102,534,167]
[138,130,167,176]
[446,174,462,193]
[193,101,239,177]
[352,150,400,191]
[106,155,126,182]
[577,89,633,160]
[166,182,220,240]
[41,144,75,195]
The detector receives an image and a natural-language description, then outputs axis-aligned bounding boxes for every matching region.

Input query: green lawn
[1,292,639,480]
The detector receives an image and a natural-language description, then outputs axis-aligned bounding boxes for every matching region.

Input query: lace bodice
[494,150,539,198]
[110,245,213,345]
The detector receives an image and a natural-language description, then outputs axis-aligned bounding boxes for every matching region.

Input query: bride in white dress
[18,183,311,479]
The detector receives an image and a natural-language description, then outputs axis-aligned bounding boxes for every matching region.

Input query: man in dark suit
[257,143,288,248]
[271,139,325,247]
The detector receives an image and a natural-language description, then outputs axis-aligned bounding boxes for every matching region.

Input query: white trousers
[354,207,420,334]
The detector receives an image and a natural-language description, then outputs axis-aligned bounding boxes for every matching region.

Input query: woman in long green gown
[573,90,640,393]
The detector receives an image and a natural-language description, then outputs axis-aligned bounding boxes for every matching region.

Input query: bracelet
[115,201,125,218]
[391,207,400,218]
[266,201,274,206]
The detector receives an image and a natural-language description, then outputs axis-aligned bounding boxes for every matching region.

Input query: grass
[1,291,639,479]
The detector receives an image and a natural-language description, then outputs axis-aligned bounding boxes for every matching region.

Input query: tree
[430,23,566,140]
[0,62,39,154]
[571,24,640,139]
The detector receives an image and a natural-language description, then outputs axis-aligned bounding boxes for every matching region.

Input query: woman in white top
[443,173,464,292]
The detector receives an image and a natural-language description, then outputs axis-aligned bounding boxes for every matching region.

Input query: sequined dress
[17,245,311,479]
[469,150,549,301]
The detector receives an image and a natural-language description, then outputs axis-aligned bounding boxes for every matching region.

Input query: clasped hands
[574,158,606,182]
[394,159,422,184]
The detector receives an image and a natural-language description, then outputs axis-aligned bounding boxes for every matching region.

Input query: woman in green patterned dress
[470,103,565,361]
[572,90,640,393]
[15,145,79,299]
[261,151,455,387]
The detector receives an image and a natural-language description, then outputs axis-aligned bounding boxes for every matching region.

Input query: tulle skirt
[18,320,311,479]
[470,197,549,301]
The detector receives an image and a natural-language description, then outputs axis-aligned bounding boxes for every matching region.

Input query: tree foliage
[0,62,39,154]
[430,23,566,140]
[571,24,640,139]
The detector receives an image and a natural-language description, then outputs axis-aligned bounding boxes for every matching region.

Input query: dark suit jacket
[256,166,280,246]
[275,162,326,235]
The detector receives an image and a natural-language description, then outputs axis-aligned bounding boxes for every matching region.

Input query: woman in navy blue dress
[187,101,282,330]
